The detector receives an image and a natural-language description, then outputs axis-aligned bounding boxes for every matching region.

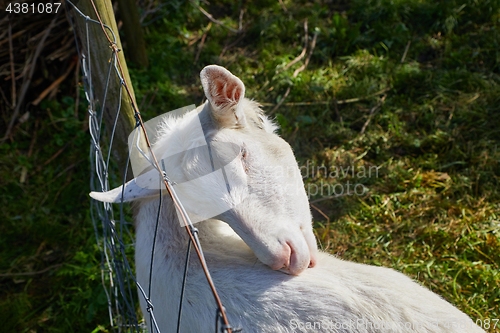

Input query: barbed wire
[65,1,235,332]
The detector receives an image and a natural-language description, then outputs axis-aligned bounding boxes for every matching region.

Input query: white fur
[90,65,484,333]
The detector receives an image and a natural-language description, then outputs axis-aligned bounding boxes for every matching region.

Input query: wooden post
[71,0,137,180]
[117,0,148,68]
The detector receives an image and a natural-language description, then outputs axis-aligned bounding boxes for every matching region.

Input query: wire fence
[66,1,235,332]
[67,1,143,331]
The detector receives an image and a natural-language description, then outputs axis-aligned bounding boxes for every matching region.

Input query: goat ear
[200,65,246,128]
[89,178,160,203]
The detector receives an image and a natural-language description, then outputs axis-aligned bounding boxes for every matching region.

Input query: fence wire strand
[66,1,236,332]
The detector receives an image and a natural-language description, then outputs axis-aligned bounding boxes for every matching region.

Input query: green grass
[1,0,499,331]
[0,97,108,331]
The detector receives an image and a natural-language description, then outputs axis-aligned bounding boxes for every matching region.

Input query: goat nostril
[308,251,317,268]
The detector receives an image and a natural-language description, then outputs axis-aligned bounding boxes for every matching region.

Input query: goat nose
[272,240,312,274]
[271,242,291,271]
[286,240,311,275]
[287,242,307,275]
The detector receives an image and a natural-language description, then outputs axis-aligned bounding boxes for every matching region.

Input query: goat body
[91,65,485,333]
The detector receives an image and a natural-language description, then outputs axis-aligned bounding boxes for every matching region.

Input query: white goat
[90,65,485,333]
